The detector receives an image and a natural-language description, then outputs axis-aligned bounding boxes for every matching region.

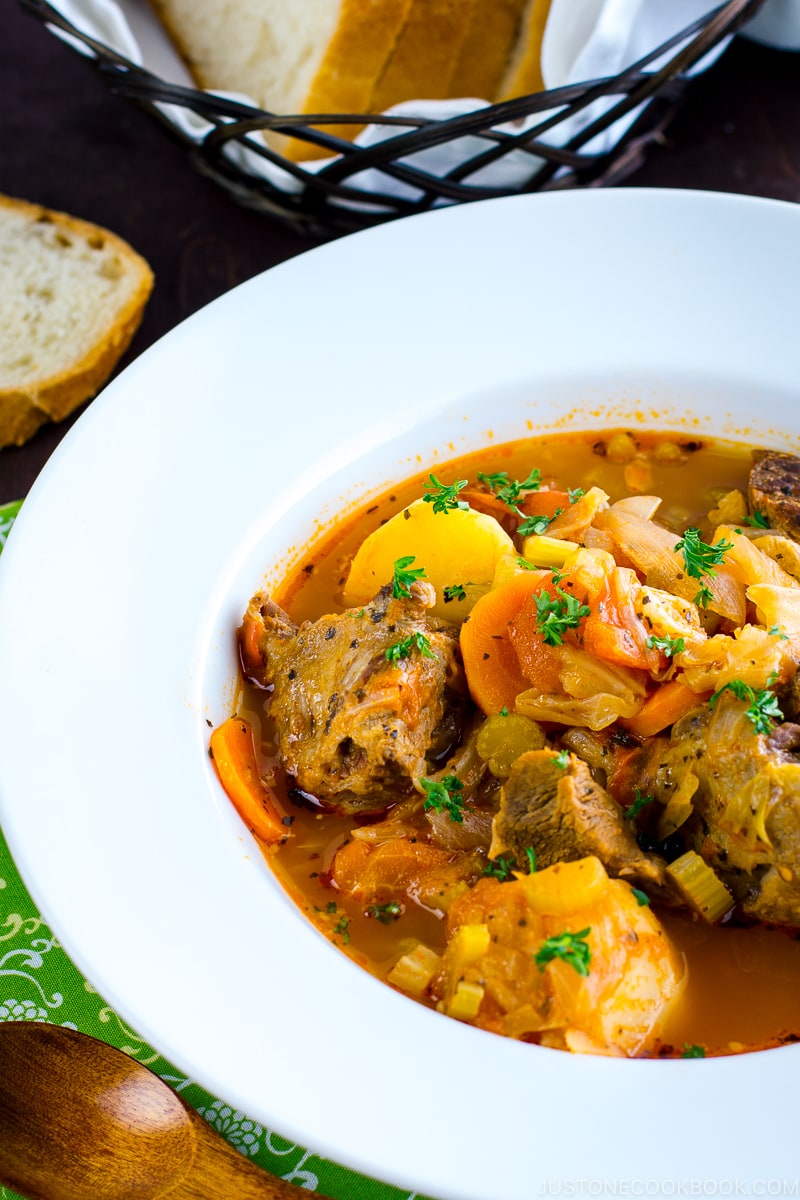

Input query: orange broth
[240,431,800,1057]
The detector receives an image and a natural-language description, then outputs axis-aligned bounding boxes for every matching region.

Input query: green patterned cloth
[0,499,431,1200]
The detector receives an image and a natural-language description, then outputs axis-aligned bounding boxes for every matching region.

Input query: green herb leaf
[499,706,509,717]
[769,625,789,641]
[674,528,733,612]
[534,584,591,646]
[534,928,592,977]
[645,634,686,658]
[674,527,733,581]
[745,511,770,529]
[483,854,517,881]
[477,467,542,510]
[630,887,651,907]
[365,901,402,924]
[681,1044,706,1059]
[385,632,437,665]
[517,509,563,538]
[420,774,466,823]
[422,474,469,514]
[553,749,569,770]
[708,678,783,735]
[626,788,654,821]
[443,582,469,603]
[568,487,585,504]
[516,555,538,571]
[392,555,427,599]
[333,915,350,944]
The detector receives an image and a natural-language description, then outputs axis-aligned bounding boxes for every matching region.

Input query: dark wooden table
[2,4,799,505]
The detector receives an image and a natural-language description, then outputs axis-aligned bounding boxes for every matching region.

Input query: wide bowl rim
[1,188,800,1200]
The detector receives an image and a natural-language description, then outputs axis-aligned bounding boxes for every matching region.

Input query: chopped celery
[666,851,734,923]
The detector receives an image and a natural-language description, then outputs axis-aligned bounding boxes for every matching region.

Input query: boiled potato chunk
[343,498,514,623]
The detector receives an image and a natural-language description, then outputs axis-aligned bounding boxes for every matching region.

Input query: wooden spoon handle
[168,1109,337,1200]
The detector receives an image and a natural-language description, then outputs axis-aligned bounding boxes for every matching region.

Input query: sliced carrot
[238,608,265,680]
[460,572,546,714]
[619,679,708,739]
[518,490,571,518]
[583,613,648,671]
[509,590,567,693]
[583,570,662,673]
[209,716,289,845]
[332,838,454,901]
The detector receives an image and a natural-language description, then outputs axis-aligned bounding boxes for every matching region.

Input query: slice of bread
[496,0,553,101]
[370,0,479,112]
[151,0,414,160]
[449,0,529,101]
[0,196,153,450]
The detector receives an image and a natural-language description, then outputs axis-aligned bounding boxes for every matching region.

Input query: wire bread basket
[24,0,766,237]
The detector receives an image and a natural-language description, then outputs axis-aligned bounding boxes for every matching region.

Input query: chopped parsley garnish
[745,511,770,529]
[392,555,427,599]
[693,584,715,609]
[525,847,537,874]
[365,901,402,924]
[534,584,591,646]
[483,854,517,881]
[333,915,350,944]
[385,632,437,665]
[422,473,469,514]
[568,487,585,504]
[630,887,651,907]
[443,582,469,603]
[420,774,466,823]
[674,527,733,609]
[534,928,592,977]
[516,555,538,571]
[645,634,686,658]
[477,467,542,510]
[626,789,654,821]
[499,706,509,717]
[517,509,563,538]
[709,678,783,735]
[681,1044,706,1059]
[769,625,789,640]
[553,749,569,770]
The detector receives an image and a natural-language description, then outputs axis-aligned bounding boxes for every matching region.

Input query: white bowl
[742,0,800,49]
[1,189,799,1200]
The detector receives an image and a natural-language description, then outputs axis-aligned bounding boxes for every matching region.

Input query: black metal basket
[23,0,766,237]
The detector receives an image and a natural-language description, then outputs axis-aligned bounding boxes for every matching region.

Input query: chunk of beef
[239,582,465,814]
[749,450,800,540]
[629,696,800,926]
[491,749,668,894]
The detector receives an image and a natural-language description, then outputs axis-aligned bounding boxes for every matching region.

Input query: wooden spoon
[0,1022,335,1200]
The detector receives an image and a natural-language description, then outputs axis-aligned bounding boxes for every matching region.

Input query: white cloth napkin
[48,0,748,205]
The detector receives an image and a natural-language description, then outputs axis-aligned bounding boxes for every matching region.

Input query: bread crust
[291,0,415,160]
[497,0,552,101]
[0,196,154,450]
[370,0,479,113]
[450,0,529,100]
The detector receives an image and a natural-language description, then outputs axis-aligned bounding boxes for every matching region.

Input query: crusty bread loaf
[497,0,552,101]
[151,0,555,162]
[0,196,153,450]
[151,0,414,160]
[449,0,530,101]
[370,0,479,112]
